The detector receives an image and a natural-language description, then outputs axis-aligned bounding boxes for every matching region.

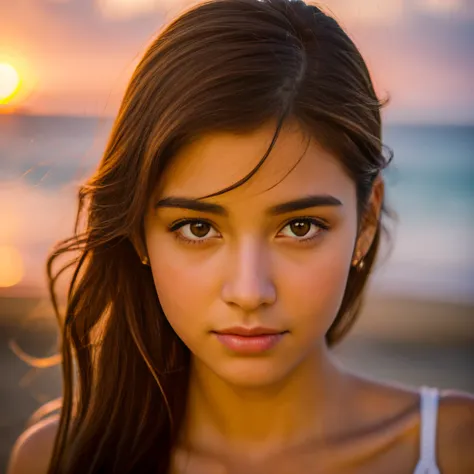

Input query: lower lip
[213,332,286,354]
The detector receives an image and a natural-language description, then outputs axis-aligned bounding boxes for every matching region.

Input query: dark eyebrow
[154,197,228,216]
[267,195,342,215]
[154,194,342,216]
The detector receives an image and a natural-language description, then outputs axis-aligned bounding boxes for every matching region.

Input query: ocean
[0,114,473,303]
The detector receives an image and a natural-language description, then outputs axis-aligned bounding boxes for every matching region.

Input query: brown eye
[278,218,328,242]
[189,222,211,238]
[289,220,311,237]
[170,219,220,243]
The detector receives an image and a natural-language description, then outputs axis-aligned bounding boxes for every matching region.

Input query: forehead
[156,122,355,207]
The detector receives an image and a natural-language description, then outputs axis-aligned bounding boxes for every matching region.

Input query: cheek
[146,235,217,342]
[279,229,356,332]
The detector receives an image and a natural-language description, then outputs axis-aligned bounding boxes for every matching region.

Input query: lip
[214,326,285,337]
[212,327,288,354]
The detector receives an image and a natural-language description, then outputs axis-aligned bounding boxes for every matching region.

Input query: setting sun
[0,63,20,103]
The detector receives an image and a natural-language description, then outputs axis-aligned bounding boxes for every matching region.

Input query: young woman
[8,0,474,473]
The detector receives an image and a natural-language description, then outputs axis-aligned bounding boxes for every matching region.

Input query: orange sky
[1,0,473,123]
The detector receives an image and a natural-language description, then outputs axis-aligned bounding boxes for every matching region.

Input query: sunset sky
[1,0,473,123]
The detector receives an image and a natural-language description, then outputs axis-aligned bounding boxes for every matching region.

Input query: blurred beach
[0,114,473,470]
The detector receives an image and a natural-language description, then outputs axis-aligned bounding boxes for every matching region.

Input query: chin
[207,357,297,389]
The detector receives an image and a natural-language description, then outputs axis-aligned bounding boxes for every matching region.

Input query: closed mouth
[213,327,287,337]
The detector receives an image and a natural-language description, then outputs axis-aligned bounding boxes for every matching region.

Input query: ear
[353,175,384,264]
[130,230,149,265]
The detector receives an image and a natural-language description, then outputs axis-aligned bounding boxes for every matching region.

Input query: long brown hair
[44,0,393,471]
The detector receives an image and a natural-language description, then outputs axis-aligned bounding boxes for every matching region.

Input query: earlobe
[129,232,149,265]
[351,250,365,271]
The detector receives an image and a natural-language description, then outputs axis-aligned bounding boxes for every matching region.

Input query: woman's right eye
[169,220,220,244]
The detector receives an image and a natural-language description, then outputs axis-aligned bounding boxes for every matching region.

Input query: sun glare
[0,63,20,103]
[0,245,24,288]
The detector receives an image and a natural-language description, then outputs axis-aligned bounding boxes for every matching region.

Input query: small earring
[352,252,364,271]
[141,256,149,266]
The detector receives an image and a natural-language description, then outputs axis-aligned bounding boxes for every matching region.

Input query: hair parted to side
[43,0,393,472]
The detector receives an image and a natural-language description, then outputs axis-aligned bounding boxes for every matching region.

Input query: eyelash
[167,217,330,246]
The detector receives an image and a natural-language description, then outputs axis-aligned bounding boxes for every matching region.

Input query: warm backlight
[0,245,24,287]
[0,63,21,103]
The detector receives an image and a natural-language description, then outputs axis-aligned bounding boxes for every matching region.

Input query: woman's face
[144,122,359,387]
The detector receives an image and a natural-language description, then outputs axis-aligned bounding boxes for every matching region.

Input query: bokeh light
[0,245,24,288]
[417,0,463,14]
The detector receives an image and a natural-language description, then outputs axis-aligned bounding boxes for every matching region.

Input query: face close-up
[144,121,360,388]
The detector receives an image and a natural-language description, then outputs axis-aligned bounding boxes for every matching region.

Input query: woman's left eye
[278,218,329,241]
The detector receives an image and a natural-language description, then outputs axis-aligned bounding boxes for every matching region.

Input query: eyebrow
[154,194,342,216]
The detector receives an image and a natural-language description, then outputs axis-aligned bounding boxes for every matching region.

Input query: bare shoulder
[438,389,474,474]
[7,415,59,474]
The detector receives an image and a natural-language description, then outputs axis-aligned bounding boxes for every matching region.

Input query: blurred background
[1,0,473,470]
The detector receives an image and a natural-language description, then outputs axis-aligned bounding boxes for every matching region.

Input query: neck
[179,344,353,458]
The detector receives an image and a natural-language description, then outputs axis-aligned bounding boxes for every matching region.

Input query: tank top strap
[413,386,441,474]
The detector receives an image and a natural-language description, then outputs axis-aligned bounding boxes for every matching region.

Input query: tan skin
[8,122,474,474]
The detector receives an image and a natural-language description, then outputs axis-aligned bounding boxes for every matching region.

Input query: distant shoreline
[2,112,474,128]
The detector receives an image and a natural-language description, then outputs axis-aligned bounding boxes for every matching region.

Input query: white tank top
[413,386,441,474]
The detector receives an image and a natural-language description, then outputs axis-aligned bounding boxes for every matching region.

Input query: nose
[221,238,276,312]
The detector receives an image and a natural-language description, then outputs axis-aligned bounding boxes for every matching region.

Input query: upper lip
[213,327,286,336]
